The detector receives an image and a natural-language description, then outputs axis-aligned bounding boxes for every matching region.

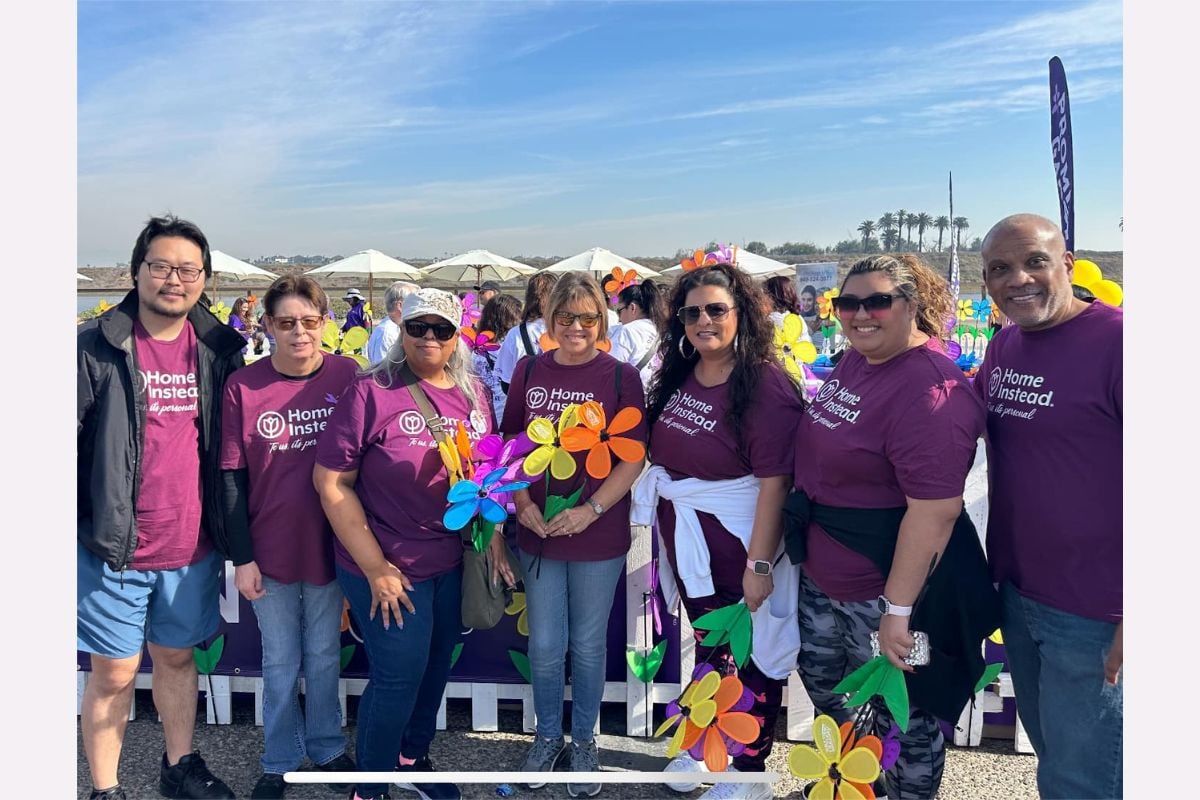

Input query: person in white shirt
[365,281,419,365]
[472,294,522,422]
[608,280,666,391]
[495,272,558,392]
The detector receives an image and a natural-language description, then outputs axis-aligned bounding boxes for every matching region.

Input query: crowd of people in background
[78,213,1122,800]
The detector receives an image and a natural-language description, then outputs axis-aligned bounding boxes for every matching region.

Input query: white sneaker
[698,767,773,800]
[664,753,709,792]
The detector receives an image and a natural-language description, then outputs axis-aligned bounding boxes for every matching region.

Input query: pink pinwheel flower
[706,243,734,265]
[473,433,535,482]
[460,326,499,353]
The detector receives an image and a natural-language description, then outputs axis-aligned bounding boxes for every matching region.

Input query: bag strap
[519,321,535,357]
[399,364,473,547]
[635,346,654,372]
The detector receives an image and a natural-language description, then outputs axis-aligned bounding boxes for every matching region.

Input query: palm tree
[914,212,932,252]
[934,216,950,252]
[877,213,897,249]
[881,228,899,251]
[954,216,969,249]
[856,220,876,251]
[904,214,917,248]
[896,209,908,248]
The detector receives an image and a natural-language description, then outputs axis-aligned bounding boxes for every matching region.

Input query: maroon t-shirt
[317,372,494,581]
[500,351,647,562]
[649,364,805,595]
[220,354,359,585]
[974,301,1122,622]
[795,341,985,601]
[131,320,210,570]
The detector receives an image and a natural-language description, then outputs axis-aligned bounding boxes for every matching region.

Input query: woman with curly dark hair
[632,263,806,799]
[788,254,996,799]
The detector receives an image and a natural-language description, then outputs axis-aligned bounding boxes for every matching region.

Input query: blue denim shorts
[77,541,223,658]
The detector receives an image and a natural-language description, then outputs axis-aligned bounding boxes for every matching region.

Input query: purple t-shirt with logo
[649,364,805,594]
[131,319,210,570]
[220,354,359,585]
[974,301,1122,622]
[500,351,647,562]
[795,341,985,601]
[317,373,494,582]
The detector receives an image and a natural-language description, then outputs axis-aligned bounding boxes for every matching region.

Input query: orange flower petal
[608,406,643,435]
[715,711,759,744]
[680,719,705,751]
[840,722,856,756]
[714,675,744,713]
[607,436,645,464]
[585,443,613,480]
[702,726,730,773]
[855,735,882,762]
[577,401,606,431]
[560,427,598,452]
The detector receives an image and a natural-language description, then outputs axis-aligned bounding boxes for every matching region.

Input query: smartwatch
[877,595,913,618]
[746,558,772,576]
[585,498,605,516]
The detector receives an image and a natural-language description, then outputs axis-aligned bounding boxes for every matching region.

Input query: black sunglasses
[676,302,732,325]
[404,320,458,341]
[831,293,906,316]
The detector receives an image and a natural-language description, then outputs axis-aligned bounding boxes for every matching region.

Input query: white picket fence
[78,443,1028,752]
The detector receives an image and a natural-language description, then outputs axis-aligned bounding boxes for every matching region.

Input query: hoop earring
[678,336,696,359]
[733,333,740,352]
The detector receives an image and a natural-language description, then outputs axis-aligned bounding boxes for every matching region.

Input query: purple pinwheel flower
[945,340,962,360]
[686,683,756,761]
[880,724,901,770]
[473,433,535,482]
[706,243,734,265]
[442,468,530,531]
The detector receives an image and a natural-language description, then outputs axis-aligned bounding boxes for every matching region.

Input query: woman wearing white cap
[315,289,516,800]
[342,288,370,334]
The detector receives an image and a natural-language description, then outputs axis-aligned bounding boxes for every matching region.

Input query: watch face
[754,561,769,575]
[877,597,888,614]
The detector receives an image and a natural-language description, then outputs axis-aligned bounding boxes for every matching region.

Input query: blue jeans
[1001,582,1122,799]
[338,565,462,799]
[250,576,347,774]
[522,553,625,743]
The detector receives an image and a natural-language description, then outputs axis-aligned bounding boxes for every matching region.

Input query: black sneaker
[312,752,357,792]
[393,756,461,800]
[250,773,287,799]
[159,751,236,799]
[89,786,127,800]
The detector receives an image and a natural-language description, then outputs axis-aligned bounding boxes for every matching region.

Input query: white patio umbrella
[661,247,795,279]
[76,272,93,281]
[303,249,424,310]
[540,247,660,278]
[209,250,280,298]
[421,249,538,286]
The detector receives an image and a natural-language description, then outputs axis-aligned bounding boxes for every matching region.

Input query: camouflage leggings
[796,571,945,799]
[681,592,785,772]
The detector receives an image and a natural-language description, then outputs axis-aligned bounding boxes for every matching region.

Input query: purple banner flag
[1049,56,1074,251]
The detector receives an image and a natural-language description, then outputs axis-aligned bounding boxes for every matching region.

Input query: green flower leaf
[846,657,890,708]
[973,662,1005,694]
[879,663,911,734]
[450,642,464,669]
[543,486,585,522]
[192,634,225,675]
[833,655,886,695]
[509,649,532,683]
[729,615,753,668]
[691,602,744,631]
[626,640,668,683]
[471,520,497,553]
[339,644,356,672]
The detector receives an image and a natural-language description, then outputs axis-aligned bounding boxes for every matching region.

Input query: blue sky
[77,0,1123,265]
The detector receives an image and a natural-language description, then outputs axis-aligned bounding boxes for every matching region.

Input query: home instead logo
[256,406,336,439]
[814,379,840,405]
[526,386,549,410]
[398,411,427,435]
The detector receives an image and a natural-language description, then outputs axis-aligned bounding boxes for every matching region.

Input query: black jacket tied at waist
[783,489,1000,723]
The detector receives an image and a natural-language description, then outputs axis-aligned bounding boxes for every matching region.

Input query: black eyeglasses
[144,261,204,283]
[404,320,458,341]
[270,315,325,331]
[676,302,733,325]
[831,293,906,317]
[553,311,601,328]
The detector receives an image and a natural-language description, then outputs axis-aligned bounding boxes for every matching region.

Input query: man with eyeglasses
[975,214,1123,800]
[77,215,244,800]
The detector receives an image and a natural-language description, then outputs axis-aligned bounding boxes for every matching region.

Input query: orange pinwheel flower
[559,400,645,479]
[603,267,639,298]
[655,672,760,772]
[681,249,718,272]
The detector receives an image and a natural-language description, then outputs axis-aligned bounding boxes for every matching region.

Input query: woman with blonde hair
[500,271,647,798]
[788,254,997,799]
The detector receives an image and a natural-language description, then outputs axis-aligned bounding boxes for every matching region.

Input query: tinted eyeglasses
[270,315,325,331]
[676,302,732,325]
[832,293,907,318]
[404,320,458,341]
[553,311,601,328]
[144,261,204,283]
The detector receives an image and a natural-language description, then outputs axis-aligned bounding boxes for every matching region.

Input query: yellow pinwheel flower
[210,301,232,323]
[774,313,818,381]
[522,404,580,480]
[957,299,974,322]
[654,668,722,758]
[505,591,530,636]
[988,628,1003,645]
[789,715,881,800]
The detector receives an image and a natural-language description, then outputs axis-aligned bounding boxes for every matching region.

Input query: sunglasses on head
[404,320,458,341]
[832,293,906,317]
[553,311,601,328]
[676,302,732,325]
[270,315,324,331]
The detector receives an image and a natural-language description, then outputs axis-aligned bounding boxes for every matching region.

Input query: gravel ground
[77,690,1038,799]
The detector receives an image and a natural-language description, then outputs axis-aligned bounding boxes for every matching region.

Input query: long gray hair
[363,316,480,413]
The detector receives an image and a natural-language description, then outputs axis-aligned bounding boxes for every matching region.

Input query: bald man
[976,214,1122,799]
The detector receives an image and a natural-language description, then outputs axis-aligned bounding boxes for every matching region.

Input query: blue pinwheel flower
[443,467,530,531]
[955,351,979,371]
[971,299,991,321]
